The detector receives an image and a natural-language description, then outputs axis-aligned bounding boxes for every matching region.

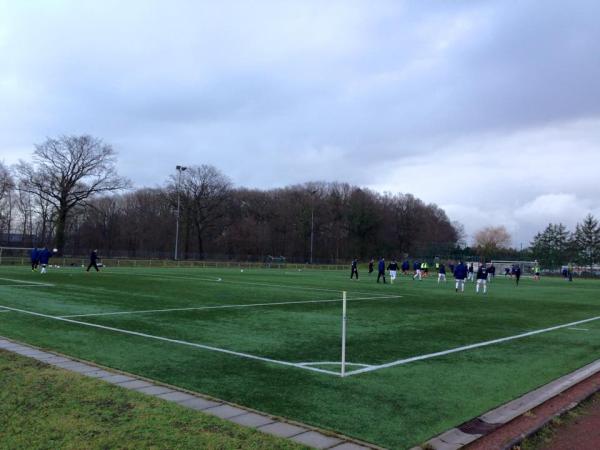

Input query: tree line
[529,216,600,270]
[0,135,461,263]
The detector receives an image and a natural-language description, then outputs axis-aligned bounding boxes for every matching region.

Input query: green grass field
[1,265,599,449]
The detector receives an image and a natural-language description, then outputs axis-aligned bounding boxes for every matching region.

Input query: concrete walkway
[0,336,376,450]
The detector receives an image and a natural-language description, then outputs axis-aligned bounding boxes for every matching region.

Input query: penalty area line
[0,304,341,377]
[344,315,600,377]
[59,295,403,318]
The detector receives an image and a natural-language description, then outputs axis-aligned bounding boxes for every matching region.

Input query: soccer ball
[241,269,244,272]
[53,248,58,252]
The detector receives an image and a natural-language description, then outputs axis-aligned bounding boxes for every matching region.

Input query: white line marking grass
[568,327,589,331]
[0,304,342,377]
[59,295,403,318]
[0,277,53,287]
[344,315,600,377]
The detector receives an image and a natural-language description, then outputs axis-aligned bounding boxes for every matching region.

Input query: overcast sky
[1,0,600,246]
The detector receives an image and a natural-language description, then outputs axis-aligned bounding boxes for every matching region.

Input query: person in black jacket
[87,249,100,272]
[476,264,488,294]
[350,258,359,279]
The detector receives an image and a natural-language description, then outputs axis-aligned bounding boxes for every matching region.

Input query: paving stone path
[0,337,375,450]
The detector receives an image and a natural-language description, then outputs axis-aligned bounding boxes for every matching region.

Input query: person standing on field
[38,247,53,274]
[377,257,386,284]
[401,260,410,275]
[350,258,359,279]
[514,265,521,286]
[368,258,374,275]
[413,261,422,280]
[467,263,474,281]
[87,249,100,272]
[387,259,399,283]
[438,263,447,284]
[454,260,467,293]
[476,264,488,294]
[30,247,40,271]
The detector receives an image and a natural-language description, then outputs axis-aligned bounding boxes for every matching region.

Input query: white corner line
[343,315,600,377]
[0,304,342,377]
[59,295,403,318]
[0,277,54,287]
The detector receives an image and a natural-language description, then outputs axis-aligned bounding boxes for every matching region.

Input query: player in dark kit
[30,247,40,271]
[350,258,359,279]
[368,259,374,275]
[377,257,386,284]
[87,249,100,272]
[513,265,521,286]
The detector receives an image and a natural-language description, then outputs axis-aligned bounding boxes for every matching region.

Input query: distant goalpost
[0,247,33,265]
[491,260,538,276]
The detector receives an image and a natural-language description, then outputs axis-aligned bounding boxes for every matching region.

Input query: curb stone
[414,358,600,449]
[0,336,378,450]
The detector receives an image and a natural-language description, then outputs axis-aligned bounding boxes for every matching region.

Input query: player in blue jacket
[377,257,386,284]
[30,247,40,271]
[38,247,54,274]
[454,261,468,293]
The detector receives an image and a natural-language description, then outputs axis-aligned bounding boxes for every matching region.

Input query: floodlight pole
[174,165,187,260]
[309,189,317,264]
[341,290,347,377]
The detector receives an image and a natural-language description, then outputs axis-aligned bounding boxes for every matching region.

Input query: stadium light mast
[174,165,187,260]
[309,189,317,264]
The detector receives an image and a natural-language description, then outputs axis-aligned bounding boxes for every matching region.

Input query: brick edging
[0,336,379,450]
[413,358,600,450]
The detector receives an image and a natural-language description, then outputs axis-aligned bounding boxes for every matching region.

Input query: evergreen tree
[530,223,571,267]
[573,214,600,271]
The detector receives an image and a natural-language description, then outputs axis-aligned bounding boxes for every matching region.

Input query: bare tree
[474,225,512,259]
[171,165,232,258]
[16,135,130,253]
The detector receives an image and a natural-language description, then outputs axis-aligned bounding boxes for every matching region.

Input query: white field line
[59,295,403,318]
[343,315,600,377]
[106,270,391,298]
[0,277,54,287]
[568,327,589,331]
[297,361,373,368]
[0,304,341,377]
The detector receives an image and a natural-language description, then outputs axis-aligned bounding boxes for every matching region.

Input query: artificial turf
[1,265,599,449]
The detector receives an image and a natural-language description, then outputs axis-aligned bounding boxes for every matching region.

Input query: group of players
[350,258,533,294]
[29,248,101,273]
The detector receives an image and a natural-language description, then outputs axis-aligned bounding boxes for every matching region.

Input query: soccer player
[377,257,386,284]
[476,263,488,294]
[504,266,511,277]
[438,263,447,284]
[401,260,410,275]
[514,265,521,286]
[533,261,540,281]
[413,261,422,280]
[454,260,467,293]
[368,259,374,275]
[87,249,100,272]
[350,258,359,279]
[38,247,53,274]
[488,263,495,282]
[29,247,39,271]
[387,259,399,283]
[421,261,429,277]
[467,263,474,282]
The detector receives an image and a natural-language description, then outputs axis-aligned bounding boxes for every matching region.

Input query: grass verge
[0,349,304,450]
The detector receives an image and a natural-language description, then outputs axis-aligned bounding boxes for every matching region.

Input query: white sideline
[0,303,342,377]
[343,315,600,377]
[0,277,53,287]
[59,295,404,318]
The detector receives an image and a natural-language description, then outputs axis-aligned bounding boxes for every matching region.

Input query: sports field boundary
[0,335,379,450]
[413,357,600,450]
